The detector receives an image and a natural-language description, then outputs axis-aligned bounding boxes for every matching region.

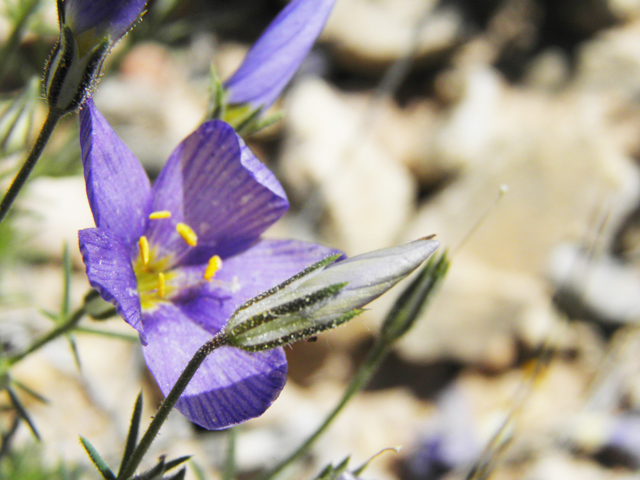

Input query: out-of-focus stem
[0,107,63,224]
[6,305,86,367]
[0,0,42,85]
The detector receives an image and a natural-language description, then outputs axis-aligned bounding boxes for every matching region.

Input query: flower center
[133,211,225,310]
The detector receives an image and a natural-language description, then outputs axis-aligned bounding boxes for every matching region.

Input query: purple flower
[62,0,147,43]
[77,99,338,430]
[224,0,337,111]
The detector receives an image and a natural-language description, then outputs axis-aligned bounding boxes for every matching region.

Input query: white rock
[16,176,94,265]
[281,78,417,253]
[322,0,463,71]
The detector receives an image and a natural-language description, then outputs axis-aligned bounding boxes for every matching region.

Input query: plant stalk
[0,107,63,225]
[6,305,86,367]
[255,338,389,480]
[117,332,230,480]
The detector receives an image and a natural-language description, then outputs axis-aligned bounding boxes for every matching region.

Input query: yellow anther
[138,236,150,266]
[157,272,166,298]
[149,210,172,220]
[204,255,223,281]
[176,222,198,246]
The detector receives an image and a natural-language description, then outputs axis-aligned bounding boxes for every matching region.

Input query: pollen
[157,272,166,298]
[149,210,172,220]
[204,255,223,281]
[176,222,198,246]
[138,236,150,266]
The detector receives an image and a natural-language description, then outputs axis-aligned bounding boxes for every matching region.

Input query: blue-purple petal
[79,100,151,248]
[141,303,287,430]
[65,0,147,40]
[78,228,145,340]
[146,120,288,263]
[175,239,343,333]
[224,0,337,110]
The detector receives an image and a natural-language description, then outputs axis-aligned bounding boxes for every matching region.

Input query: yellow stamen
[176,222,198,246]
[204,255,223,281]
[157,272,166,298]
[138,236,150,266]
[149,210,172,220]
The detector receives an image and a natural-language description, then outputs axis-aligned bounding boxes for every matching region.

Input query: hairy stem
[0,107,63,225]
[117,333,230,480]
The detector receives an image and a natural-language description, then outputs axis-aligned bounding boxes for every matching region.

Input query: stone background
[5,0,640,479]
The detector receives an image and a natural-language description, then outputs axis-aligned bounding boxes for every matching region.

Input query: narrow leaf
[74,326,139,342]
[164,455,191,472]
[80,436,116,480]
[222,427,236,480]
[39,308,59,322]
[163,467,187,480]
[118,391,144,477]
[67,333,82,372]
[136,456,165,479]
[188,460,207,480]
[7,385,40,440]
[61,242,71,319]
[380,252,449,344]
[10,378,49,404]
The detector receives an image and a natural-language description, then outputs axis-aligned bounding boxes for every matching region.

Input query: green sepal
[118,392,144,477]
[228,282,347,337]
[380,251,449,344]
[233,254,341,315]
[206,65,227,121]
[80,436,116,479]
[235,309,363,352]
[249,110,285,134]
[7,384,40,440]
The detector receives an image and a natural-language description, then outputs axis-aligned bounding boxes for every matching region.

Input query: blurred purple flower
[77,99,338,430]
[62,0,147,43]
[224,0,337,111]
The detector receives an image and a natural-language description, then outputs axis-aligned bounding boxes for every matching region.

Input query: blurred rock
[281,78,417,253]
[549,244,640,324]
[93,42,207,172]
[394,255,558,368]
[403,386,482,480]
[322,0,463,73]
[409,64,640,275]
[526,451,632,480]
[16,176,94,266]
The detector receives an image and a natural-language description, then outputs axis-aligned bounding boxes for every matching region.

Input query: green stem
[0,107,63,225]
[255,339,390,480]
[222,427,237,480]
[6,305,86,367]
[0,0,41,85]
[117,333,230,480]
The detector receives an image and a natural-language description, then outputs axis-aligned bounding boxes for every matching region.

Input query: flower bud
[225,238,440,351]
[43,0,146,114]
